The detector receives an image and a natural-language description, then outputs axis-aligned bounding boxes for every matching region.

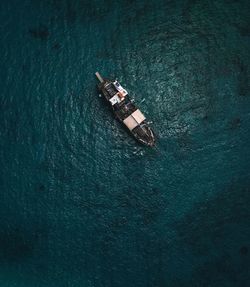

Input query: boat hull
[96,75,155,147]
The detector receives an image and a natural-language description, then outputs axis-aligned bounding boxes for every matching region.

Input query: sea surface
[0,0,250,286]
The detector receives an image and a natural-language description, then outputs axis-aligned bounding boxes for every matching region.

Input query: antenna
[95,72,104,83]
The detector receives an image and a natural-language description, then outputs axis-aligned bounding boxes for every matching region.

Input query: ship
[95,72,155,147]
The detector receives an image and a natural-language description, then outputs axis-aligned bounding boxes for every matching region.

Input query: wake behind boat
[95,72,155,147]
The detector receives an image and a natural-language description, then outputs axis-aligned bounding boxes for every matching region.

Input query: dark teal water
[1,0,250,286]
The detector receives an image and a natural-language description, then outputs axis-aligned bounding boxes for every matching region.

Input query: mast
[95,72,104,83]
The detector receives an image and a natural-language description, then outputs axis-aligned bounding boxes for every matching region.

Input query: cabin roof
[123,109,146,130]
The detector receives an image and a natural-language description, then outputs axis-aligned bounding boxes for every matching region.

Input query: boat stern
[132,124,155,147]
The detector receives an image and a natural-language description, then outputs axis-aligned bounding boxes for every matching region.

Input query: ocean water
[0,0,250,286]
